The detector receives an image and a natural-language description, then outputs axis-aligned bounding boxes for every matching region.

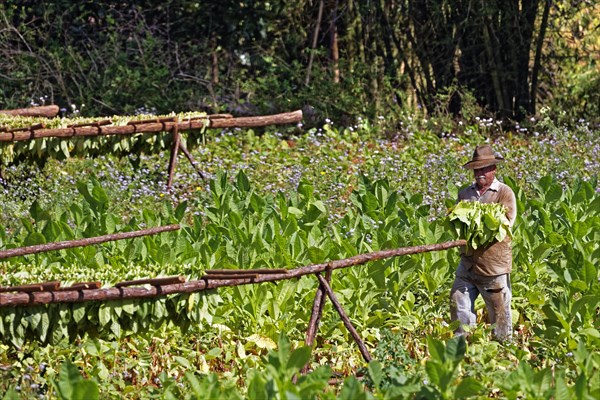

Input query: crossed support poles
[301,265,372,376]
[166,118,206,190]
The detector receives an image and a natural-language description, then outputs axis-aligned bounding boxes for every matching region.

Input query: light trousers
[450,260,512,340]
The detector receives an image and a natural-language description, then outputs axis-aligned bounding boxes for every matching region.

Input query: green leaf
[72,380,99,400]
[247,373,268,400]
[307,246,327,263]
[73,304,86,324]
[91,183,108,208]
[1,388,20,400]
[454,377,483,398]
[24,232,46,246]
[367,360,383,389]
[545,184,563,203]
[54,361,99,400]
[37,312,50,342]
[174,201,187,221]
[60,140,70,158]
[426,336,446,363]
[553,371,571,400]
[446,201,510,249]
[286,346,311,372]
[425,361,444,387]
[236,171,250,192]
[288,207,303,217]
[98,305,111,327]
[297,181,313,200]
[174,356,191,368]
[339,376,370,400]
[29,200,51,222]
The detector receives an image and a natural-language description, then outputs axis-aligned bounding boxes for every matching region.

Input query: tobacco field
[0,113,599,399]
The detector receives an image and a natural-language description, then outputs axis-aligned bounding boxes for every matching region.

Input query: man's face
[473,165,496,188]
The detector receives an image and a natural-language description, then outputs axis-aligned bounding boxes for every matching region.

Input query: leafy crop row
[1,168,598,398]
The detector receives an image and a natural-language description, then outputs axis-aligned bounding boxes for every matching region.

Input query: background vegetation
[1,1,598,124]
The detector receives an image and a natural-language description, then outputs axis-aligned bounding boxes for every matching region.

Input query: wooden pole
[0,105,60,118]
[0,224,180,260]
[178,142,206,181]
[115,276,186,288]
[305,269,332,346]
[317,273,372,362]
[201,273,259,280]
[301,268,332,375]
[57,282,102,291]
[0,240,465,307]
[0,110,303,142]
[166,119,181,190]
[0,281,61,293]
[205,268,289,275]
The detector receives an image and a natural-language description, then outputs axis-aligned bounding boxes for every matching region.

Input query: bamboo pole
[0,105,60,118]
[0,240,465,307]
[0,110,303,142]
[0,224,180,260]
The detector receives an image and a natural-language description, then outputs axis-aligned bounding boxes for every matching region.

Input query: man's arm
[499,185,517,227]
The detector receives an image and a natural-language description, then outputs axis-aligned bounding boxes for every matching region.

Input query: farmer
[450,144,517,341]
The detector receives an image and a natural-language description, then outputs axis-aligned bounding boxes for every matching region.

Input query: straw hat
[463,144,505,169]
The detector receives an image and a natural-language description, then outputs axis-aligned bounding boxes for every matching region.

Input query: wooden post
[167,119,181,191]
[305,268,333,346]
[301,268,332,374]
[316,274,372,363]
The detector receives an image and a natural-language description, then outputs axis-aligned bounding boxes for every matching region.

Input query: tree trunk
[210,35,219,85]
[530,0,551,115]
[329,0,340,84]
[305,0,325,86]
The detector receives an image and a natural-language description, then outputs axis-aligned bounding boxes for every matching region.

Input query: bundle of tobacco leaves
[446,201,511,250]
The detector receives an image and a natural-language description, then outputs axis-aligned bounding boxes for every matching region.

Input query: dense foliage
[0,113,598,398]
[0,1,598,123]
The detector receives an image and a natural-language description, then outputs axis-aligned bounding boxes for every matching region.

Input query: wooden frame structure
[0,110,303,189]
[0,236,465,363]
